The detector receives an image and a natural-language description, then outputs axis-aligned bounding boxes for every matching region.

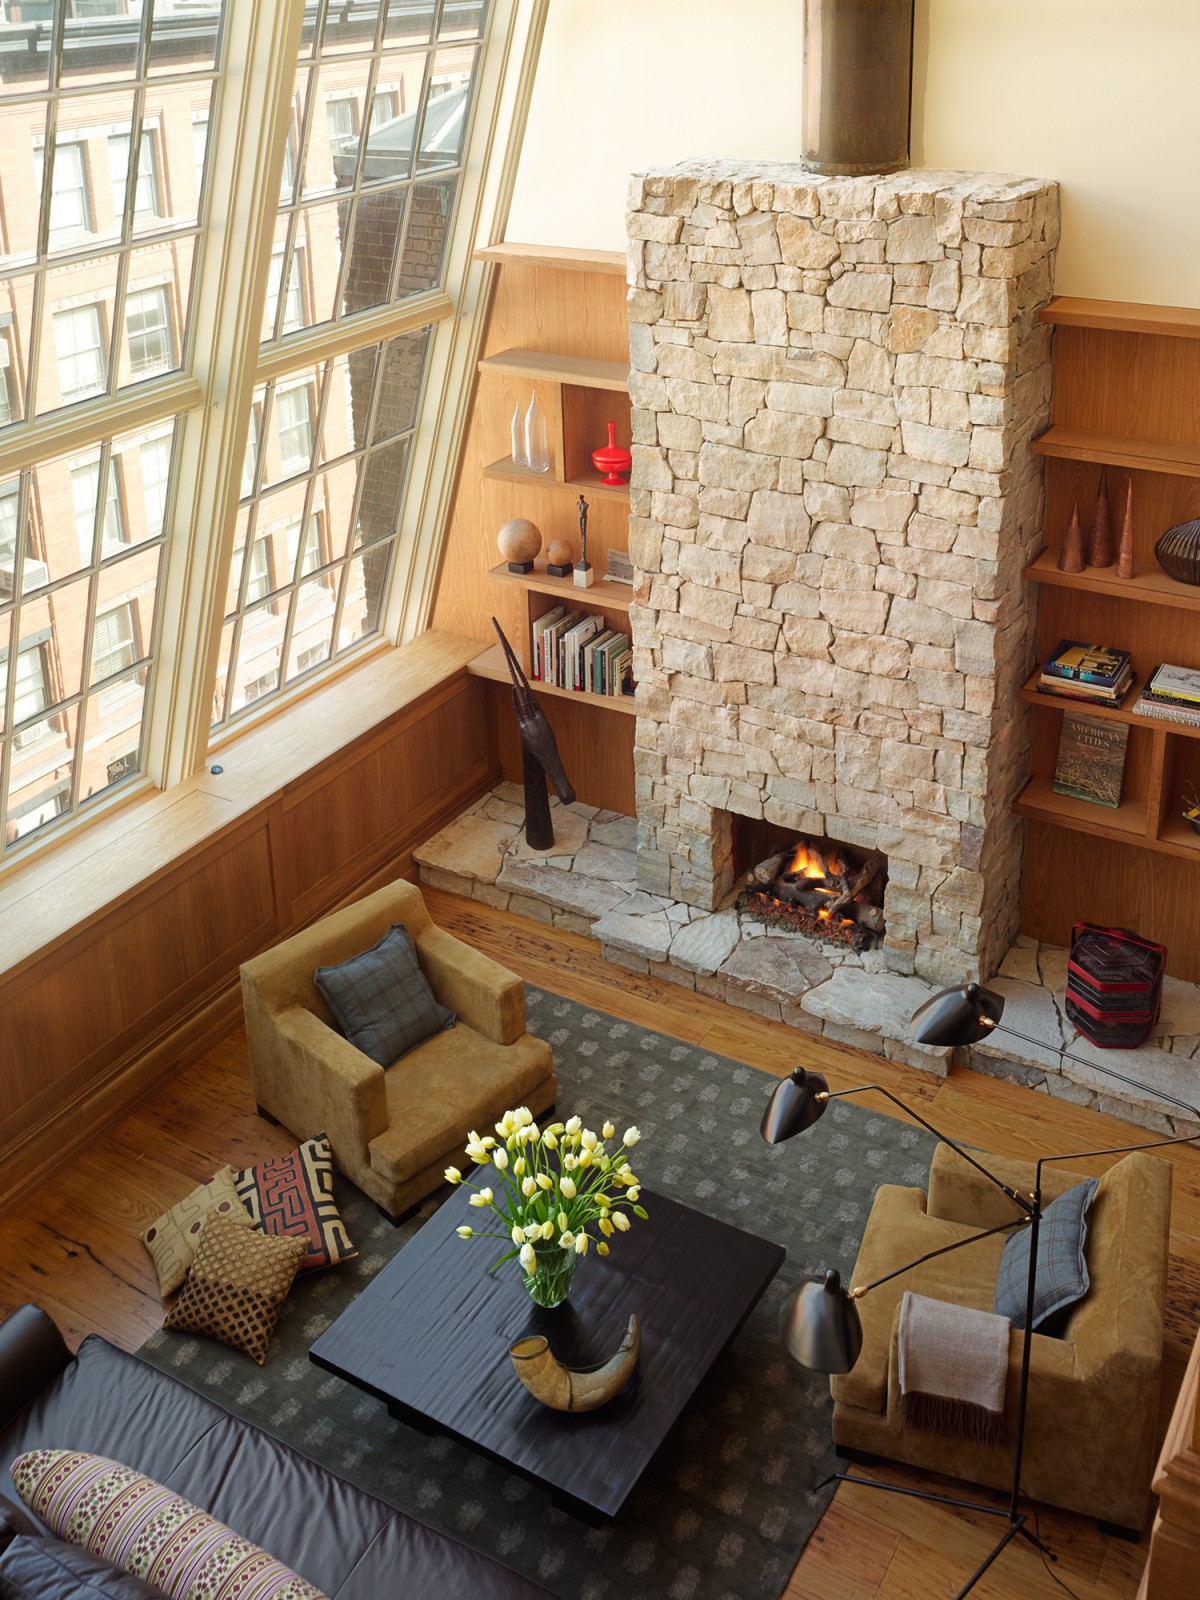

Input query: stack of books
[1135,663,1200,728]
[1037,639,1133,707]
[605,550,634,585]
[531,608,633,697]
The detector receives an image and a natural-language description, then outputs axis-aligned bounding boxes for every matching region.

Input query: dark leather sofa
[0,1306,550,1599]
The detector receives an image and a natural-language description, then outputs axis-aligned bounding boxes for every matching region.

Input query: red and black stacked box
[1065,922,1166,1049]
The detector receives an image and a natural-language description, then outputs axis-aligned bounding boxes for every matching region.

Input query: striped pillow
[11,1451,326,1600]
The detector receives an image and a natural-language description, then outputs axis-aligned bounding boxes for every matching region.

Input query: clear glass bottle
[524,392,550,473]
[510,404,527,467]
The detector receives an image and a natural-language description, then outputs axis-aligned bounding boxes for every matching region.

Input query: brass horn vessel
[509,1314,640,1412]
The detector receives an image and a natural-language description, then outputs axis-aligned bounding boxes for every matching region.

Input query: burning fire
[785,840,847,880]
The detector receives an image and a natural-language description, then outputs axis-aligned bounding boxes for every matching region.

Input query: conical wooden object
[1117,478,1135,578]
[1086,467,1113,567]
[1059,501,1086,573]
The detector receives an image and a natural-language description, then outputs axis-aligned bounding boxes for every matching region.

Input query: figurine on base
[545,538,573,578]
[498,517,541,575]
[572,494,594,589]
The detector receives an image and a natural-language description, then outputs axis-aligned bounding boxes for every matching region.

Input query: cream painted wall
[506,0,1200,308]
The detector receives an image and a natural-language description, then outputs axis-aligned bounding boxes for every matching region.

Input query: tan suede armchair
[831,1143,1172,1532]
[240,880,556,1221]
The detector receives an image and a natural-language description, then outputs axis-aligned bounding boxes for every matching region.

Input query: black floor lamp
[762,981,1200,1600]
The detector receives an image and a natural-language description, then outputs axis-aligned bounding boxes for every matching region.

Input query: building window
[287,513,321,580]
[275,385,312,472]
[241,404,261,499]
[326,98,356,169]
[245,537,271,604]
[108,130,160,222]
[125,287,172,376]
[242,668,276,704]
[192,114,209,202]
[53,304,107,402]
[140,435,171,536]
[40,140,91,237]
[12,642,52,750]
[72,459,124,559]
[0,333,17,426]
[370,88,401,130]
[92,603,137,684]
[265,248,304,339]
[106,749,139,783]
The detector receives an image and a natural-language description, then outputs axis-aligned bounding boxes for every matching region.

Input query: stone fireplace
[625,160,1059,985]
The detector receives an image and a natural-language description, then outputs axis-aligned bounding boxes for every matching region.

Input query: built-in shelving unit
[1018,296,1200,978]
[432,245,637,814]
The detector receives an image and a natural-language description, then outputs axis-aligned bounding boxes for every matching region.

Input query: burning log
[825,850,886,917]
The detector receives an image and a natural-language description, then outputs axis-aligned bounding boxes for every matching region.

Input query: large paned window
[0,0,525,860]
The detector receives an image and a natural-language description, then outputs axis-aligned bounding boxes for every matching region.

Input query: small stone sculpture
[1117,478,1135,578]
[1059,501,1086,573]
[509,1314,640,1412]
[1086,467,1113,568]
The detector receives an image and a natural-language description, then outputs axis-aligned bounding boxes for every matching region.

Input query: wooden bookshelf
[482,455,631,503]
[1018,296,1200,978]
[478,349,628,392]
[487,561,633,612]
[467,643,637,717]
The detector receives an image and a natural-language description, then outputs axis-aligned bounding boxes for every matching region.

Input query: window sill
[0,628,486,982]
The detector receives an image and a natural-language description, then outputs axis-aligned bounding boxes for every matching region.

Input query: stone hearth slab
[720,938,833,1003]
[414,787,1200,1127]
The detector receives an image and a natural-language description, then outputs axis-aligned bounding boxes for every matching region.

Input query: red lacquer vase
[592,421,632,486]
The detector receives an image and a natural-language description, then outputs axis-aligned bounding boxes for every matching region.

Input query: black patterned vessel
[1155,518,1200,585]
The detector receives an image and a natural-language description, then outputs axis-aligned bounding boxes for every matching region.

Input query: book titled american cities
[1053,713,1130,808]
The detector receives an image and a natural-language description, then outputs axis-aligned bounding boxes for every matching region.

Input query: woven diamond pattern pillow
[10,1450,326,1600]
[140,1169,254,1297]
[994,1177,1099,1331]
[313,923,455,1067]
[234,1134,356,1273]
[163,1208,305,1364]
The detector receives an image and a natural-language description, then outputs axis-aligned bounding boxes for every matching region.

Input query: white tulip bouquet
[445,1107,648,1307]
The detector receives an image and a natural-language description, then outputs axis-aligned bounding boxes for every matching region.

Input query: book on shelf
[530,606,567,682]
[1134,692,1200,729]
[1036,672,1133,707]
[1145,662,1200,706]
[561,613,604,691]
[1042,639,1132,687]
[1053,713,1130,808]
[605,550,634,585]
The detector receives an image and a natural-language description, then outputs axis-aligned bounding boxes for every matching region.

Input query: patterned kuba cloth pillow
[163,1208,305,1364]
[233,1134,356,1273]
[140,1168,255,1298]
[10,1451,327,1600]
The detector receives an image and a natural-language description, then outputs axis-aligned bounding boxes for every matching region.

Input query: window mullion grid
[274,467,322,693]
[0,469,35,837]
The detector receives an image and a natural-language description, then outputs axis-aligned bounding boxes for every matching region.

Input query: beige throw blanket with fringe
[897,1291,1009,1445]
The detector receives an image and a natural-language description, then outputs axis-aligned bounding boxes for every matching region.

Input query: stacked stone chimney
[626,161,1059,985]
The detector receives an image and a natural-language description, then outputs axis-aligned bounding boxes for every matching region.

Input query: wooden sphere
[546,538,573,567]
[498,517,542,565]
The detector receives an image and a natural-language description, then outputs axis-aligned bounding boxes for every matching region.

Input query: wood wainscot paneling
[0,632,498,1215]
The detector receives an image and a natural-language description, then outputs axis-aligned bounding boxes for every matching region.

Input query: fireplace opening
[732,819,887,953]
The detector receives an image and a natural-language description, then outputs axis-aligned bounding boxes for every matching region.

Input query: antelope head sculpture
[509,1314,640,1413]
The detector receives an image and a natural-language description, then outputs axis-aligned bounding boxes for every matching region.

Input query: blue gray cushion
[993,1178,1099,1331]
[314,924,455,1067]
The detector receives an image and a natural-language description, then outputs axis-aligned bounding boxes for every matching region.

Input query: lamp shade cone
[780,1269,863,1374]
[910,982,1005,1047]
[760,1067,830,1144]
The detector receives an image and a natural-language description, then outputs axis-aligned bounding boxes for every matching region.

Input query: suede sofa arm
[926,1142,1086,1229]
[0,1306,72,1432]
[274,1006,389,1159]
[416,925,525,1046]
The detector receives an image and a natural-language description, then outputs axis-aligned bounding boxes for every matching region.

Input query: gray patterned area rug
[139,988,936,1600]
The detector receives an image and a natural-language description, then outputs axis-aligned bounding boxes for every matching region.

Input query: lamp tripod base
[814,1469,1054,1599]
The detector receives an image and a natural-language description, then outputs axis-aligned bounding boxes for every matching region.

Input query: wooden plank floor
[3,885,1198,1600]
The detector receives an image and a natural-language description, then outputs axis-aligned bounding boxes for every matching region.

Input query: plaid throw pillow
[234,1134,356,1273]
[994,1177,1099,1331]
[313,923,455,1067]
[11,1451,326,1600]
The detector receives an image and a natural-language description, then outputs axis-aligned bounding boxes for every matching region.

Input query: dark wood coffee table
[310,1186,784,1520]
